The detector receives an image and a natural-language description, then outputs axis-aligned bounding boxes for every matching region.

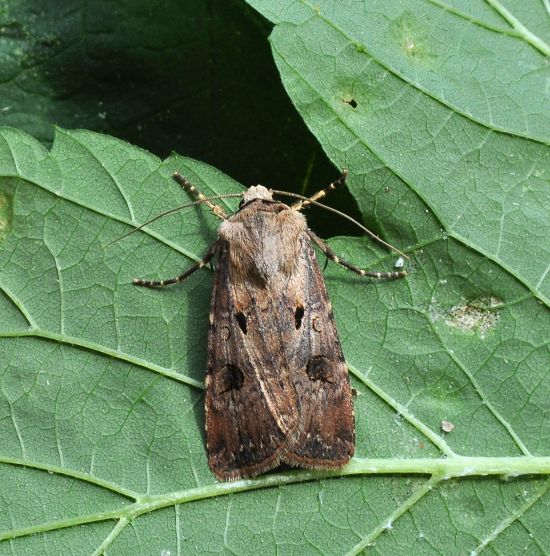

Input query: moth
[133,171,405,481]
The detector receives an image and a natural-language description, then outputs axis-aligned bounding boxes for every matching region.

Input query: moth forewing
[205,233,302,480]
[282,238,355,469]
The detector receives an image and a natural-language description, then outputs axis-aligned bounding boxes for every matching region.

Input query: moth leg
[133,242,217,288]
[307,230,406,280]
[291,170,348,212]
[173,172,227,220]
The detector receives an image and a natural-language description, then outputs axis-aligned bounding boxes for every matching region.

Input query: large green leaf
[0,0,339,194]
[1,0,550,553]
[0,126,549,555]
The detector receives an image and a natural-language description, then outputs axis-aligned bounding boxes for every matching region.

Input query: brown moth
[134,171,404,481]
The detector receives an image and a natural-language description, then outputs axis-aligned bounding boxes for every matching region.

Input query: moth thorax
[242,185,273,203]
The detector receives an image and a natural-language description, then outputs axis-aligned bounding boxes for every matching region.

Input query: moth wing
[284,238,355,468]
[205,240,300,481]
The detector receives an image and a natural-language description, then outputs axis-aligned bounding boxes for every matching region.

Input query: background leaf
[0,0,366,235]
[0,0,343,203]
[1,0,550,554]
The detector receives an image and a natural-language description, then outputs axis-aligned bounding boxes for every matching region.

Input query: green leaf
[0,0,338,193]
[1,126,549,555]
[1,0,550,553]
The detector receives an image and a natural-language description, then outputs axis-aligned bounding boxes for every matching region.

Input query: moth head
[241,185,273,204]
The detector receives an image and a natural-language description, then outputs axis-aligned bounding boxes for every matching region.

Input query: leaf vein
[483,0,550,56]
[344,475,442,555]
[0,329,204,389]
[471,478,550,555]
[57,129,136,222]
[349,364,455,456]
[91,518,129,556]
[2,458,550,542]
[427,316,532,455]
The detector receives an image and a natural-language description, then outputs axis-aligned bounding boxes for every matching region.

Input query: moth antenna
[105,192,244,247]
[291,170,348,211]
[173,172,228,220]
[269,188,410,260]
